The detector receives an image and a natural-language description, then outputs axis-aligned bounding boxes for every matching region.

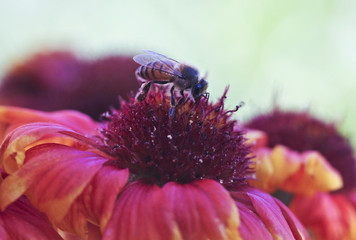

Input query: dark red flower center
[100,87,251,189]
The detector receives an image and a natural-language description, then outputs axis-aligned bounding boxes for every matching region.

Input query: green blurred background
[0,0,356,146]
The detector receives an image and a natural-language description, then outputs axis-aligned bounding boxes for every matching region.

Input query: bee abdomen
[136,61,172,81]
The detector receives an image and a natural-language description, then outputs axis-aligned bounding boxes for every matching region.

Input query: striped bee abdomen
[136,61,174,81]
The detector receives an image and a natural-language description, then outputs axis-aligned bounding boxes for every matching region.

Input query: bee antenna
[203,72,208,79]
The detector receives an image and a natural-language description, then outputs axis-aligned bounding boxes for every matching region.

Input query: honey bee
[133,50,208,115]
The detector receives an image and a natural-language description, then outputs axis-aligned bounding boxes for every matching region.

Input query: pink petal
[0,196,62,239]
[231,187,309,240]
[56,165,129,237]
[0,122,81,174]
[0,106,98,137]
[79,165,129,231]
[234,200,273,240]
[102,181,170,240]
[164,180,240,240]
[290,193,356,240]
[102,179,240,240]
[274,198,309,240]
[0,143,107,225]
[60,223,102,240]
[247,189,297,239]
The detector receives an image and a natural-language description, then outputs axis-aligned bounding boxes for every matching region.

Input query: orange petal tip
[250,145,343,195]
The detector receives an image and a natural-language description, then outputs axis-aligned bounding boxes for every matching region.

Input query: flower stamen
[100,87,251,189]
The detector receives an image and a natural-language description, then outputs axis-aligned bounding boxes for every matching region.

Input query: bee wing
[133,50,182,77]
[142,50,180,64]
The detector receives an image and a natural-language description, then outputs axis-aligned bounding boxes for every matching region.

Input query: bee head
[192,79,208,101]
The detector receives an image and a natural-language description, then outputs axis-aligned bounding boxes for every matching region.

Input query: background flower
[290,192,356,240]
[245,109,356,191]
[0,51,139,119]
[245,109,356,240]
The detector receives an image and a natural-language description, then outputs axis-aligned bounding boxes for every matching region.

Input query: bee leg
[170,86,176,106]
[171,89,185,117]
[183,96,190,105]
[152,80,170,85]
[136,80,170,102]
[136,82,152,101]
[205,92,210,102]
[170,86,176,117]
[135,72,145,84]
[177,90,185,106]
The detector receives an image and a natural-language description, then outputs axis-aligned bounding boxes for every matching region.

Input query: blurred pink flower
[245,109,356,190]
[0,51,140,119]
[245,109,356,239]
